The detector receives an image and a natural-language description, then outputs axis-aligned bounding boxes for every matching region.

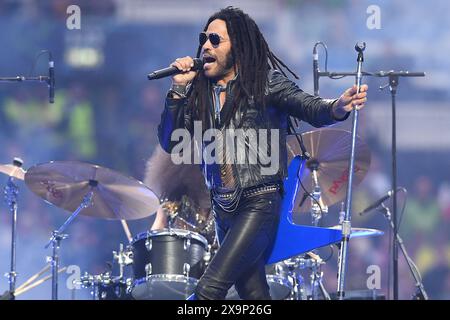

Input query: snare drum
[130,228,208,300]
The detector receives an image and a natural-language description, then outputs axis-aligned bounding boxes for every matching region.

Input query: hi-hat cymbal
[287,128,371,214]
[25,161,160,220]
[0,164,26,180]
[329,225,384,239]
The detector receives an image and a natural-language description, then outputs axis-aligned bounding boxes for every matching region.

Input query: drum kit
[0,128,384,300]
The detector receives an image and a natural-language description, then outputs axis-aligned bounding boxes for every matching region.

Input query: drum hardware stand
[286,262,306,301]
[75,269,130,300]
[288,145,330,300]
[378,203,428,300]
[306,159,328,226]
[113,243,133,281]
[305,159,330,300]
[45,181,96,300]
[292,274,308,300]
[308,244,330,300]
[75,272,110,300]
[111,244,133,298]
[303,252,329,300]
[75,272,93,299]
[3,158,24,298]
[309,266,330,300]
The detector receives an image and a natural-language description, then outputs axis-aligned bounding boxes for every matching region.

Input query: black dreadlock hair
[187,6,298,126]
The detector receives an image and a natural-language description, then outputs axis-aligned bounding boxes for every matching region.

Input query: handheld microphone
[354,42,366,99]
[48,52,55,104]
[358,187,403,216]
[355,42,366,63]
[313,43,319,96]
[147,58,204,80]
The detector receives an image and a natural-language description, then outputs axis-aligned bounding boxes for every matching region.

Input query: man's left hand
[333,84,368,119]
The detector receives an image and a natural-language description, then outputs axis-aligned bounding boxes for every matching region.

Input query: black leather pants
[194,190,282,300]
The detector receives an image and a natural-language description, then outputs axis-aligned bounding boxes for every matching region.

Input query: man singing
[157,6,367,300]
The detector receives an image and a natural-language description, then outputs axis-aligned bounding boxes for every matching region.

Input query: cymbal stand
[3,158,24,298]
[305,160,330,300]
[307,160,328,226]
[45,180,96,300]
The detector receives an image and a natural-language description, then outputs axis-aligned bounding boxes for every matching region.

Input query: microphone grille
[355,42,366,53]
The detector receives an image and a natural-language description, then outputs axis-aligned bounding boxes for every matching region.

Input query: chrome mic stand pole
[336,42,366,300]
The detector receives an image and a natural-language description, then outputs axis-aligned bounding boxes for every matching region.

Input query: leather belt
[214,182,281,200]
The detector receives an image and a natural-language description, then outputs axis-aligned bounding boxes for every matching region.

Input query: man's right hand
[171,56,198,86]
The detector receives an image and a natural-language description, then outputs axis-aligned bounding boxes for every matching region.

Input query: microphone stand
[313,43,425,300]
[378,203,429,300]
[376,70,424,300]
[0,76,49,82]
[0,76,51,102]
[336,42,366,300]
[0,50,54,103]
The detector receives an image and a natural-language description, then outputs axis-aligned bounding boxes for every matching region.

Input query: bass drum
[130,228,208,300]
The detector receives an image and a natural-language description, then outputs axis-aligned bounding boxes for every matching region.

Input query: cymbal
[329,225,384,239]
[25,161,160,220]
[0,164,26,180]
[287,128,371,214]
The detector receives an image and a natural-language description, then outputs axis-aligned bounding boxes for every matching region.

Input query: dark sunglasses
[199,32,227,47]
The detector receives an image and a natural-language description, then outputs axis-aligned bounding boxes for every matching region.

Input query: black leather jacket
[158,69,348,191]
